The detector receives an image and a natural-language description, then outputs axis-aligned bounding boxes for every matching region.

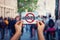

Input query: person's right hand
[15,21,23,33]
[37,21,45,32]
[37,21,45,40]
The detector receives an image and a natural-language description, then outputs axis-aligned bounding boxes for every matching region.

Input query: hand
[15,21,23,33]
[11,21,23,40]
[37,21,45,32]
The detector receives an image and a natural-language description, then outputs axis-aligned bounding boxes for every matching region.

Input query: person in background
[8,17,15,38]
[30,24,37,39]
[42,16,48,39]
[55,19,60,40]
[0,16,4,40]
[4,18,9,39]
[10,21,45,40]
[15,16,20,21]
[46,18,55,40]
[11,16,21,35]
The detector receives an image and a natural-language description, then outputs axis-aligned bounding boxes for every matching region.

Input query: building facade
[55,0,59,20]
[0,0,18,18]
[58,0,60,19]
[36,0,55,19]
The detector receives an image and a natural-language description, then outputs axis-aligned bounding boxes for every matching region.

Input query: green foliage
[18,0,38,13]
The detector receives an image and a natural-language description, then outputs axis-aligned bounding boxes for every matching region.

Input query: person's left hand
[15,21,23,33]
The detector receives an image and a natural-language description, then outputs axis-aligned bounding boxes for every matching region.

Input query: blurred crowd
[0,14,60,40]
[0,16,21,40]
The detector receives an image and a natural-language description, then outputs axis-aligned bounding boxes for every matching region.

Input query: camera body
[21,12,42,24]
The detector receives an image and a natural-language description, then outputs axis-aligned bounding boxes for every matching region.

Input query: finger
[16,21,21,25]
[39,21,44,25]
[37,21,40,26]
[17,21,21,25]
[15,21,21,26]
[19,22,23,27]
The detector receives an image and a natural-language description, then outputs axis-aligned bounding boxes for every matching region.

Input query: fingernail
[42,21,44,23]
[18,22,21,25]
[39,22,41,25]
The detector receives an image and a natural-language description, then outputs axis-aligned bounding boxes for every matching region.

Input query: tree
[18,0,38,13]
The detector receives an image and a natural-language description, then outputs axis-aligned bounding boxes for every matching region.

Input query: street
[0,28,38,40]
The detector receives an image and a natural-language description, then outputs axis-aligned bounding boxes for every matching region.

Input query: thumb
[19,22,23,27]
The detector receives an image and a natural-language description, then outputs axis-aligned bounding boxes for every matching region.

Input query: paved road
[21,31,38,40]
[0,29,38,40]
[0,27,58,40]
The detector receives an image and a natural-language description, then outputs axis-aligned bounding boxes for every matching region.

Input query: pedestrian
[30,24,37,39]
[55,19,60,40]
[46,19,55,40]
[0,16,5,40]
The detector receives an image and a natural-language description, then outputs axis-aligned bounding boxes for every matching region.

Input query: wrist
[37,29,43,33]
[16,31,21,35]
[16,30,21,33]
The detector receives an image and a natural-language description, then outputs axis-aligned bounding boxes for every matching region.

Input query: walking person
[55,19,60,40]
